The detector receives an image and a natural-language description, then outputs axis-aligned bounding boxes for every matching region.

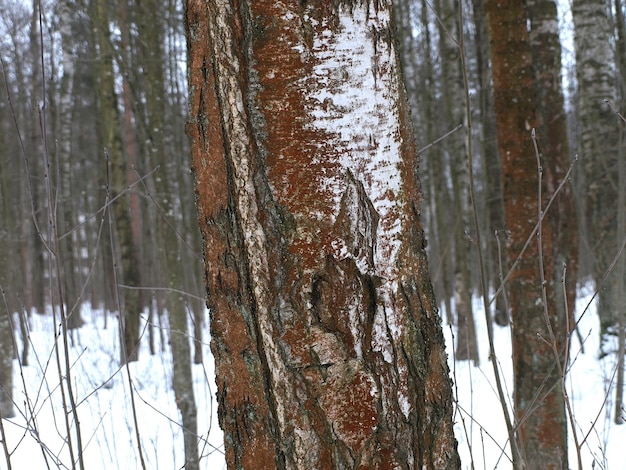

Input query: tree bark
[57,0,83,328]
[186,0,460,468]
[572,0,623,348]
[526,0,578,360]
[485,1,568,467]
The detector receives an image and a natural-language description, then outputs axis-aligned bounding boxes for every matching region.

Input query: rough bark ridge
[186,0,460,468]
[485,1,567,468]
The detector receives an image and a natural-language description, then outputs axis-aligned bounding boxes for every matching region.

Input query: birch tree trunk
[186,0,460,468]
[435,0,478,363]
[57,0,83,328]
[572,0,623,349]
[485,1,568,467]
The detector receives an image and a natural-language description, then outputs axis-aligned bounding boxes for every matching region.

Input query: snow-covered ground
[1,307,225,470]
[446,285,626,469]
[1,285,624,469]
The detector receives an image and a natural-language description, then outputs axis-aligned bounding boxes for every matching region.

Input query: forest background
[1,0,625,468]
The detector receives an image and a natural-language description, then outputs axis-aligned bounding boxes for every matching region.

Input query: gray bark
[572,0,623,346]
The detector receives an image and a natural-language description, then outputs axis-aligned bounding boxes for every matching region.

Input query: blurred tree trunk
[435,0,478,364]
[395,0,455,325]
[57,0,83,328]
[614,0,626,425]
[0,308,13,419]
[136,0,199,465]
[572,0,623,350]
[118,0,144,305]
[526,0,578,355]
[485,1,568,467]
[92,0,142,362]
[471,0,508,326]
[27,0,46,314]
[186,0,460,468]
[0,85,15,417]
[614,112,626,424]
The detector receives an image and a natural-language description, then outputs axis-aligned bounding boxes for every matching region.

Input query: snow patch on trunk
[303,5,405,281]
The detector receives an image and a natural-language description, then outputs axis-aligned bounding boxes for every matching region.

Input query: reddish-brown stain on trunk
[187,0,460,468]
[486,0,569,468]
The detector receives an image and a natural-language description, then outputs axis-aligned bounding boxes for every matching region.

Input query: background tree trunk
[485,1,568,467]
[471,0,508,326]
[57,0,83,328]
[526,0,578,367]
[572,0,623,349]
[92,0,142,363]
[0,308,13,419]
[186,0,460,468]
[435,0,478,364]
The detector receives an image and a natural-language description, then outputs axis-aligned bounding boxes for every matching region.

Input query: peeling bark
[186,0,460,468]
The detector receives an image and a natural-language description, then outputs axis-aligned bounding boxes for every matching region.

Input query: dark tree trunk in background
[471,0,508,326]
[526,0,578,363]
[486,1,568,467]
[186,0,460,468]
[0,306,14,419]
[92,0,142,363]
[136,0,200,464]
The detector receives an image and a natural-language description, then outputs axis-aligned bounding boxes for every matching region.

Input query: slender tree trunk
[614,117,626,425]
[57,0,83,328]
[135,0,200,464]
[119,0,144,298]
[0,308,13,419]
[0,153,14,414]
[471,0,508,326]
[572,0,622,349]
[612,0,626,425]
[28,0,46,313]
[485,1,567,467]
[186,0,460,468]
[0,52,15,418]
[435,0,478,364]
[420,0,455,325]
[92,0,142,362]
[526,0,578,360]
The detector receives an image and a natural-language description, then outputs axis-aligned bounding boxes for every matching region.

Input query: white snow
[1,306,225,470]
[1,286,624,469]
[445,286,626,469]
[302,5,405,281]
